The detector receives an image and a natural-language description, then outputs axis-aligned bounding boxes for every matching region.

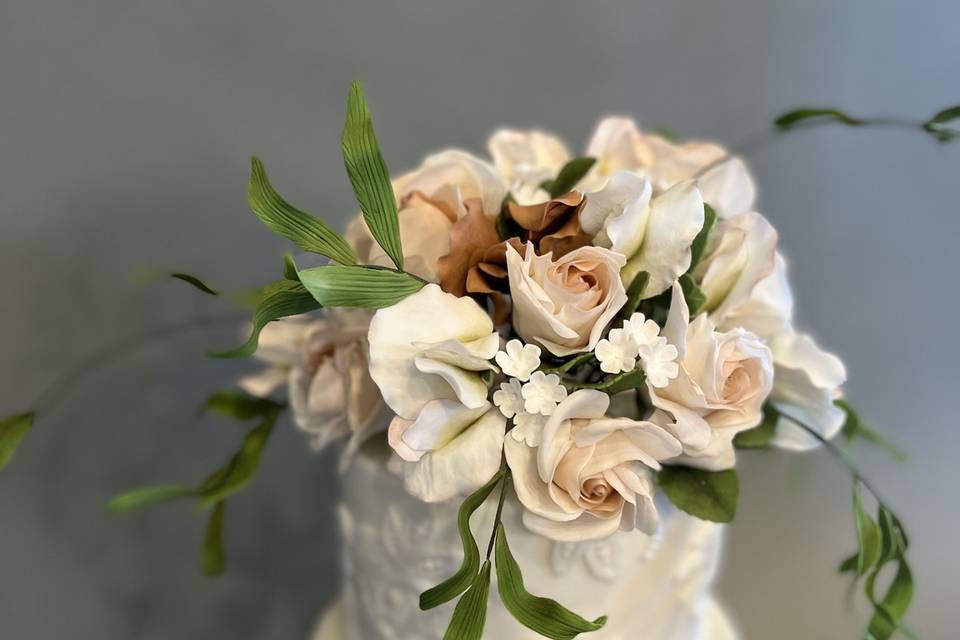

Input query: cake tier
[326,444,738,639]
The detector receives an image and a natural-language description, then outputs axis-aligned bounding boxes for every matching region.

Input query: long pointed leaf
[248,157,358,265]
[342,81,403,269]
[108,484,198,512]
[298,265,424,308]
[420,471,503,609]
[199,410,280,507]
[442,561,492,640]
[0,412,35,471]
[203,501,227,576]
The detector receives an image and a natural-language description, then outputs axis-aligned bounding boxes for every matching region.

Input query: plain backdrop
[1,1,957,638]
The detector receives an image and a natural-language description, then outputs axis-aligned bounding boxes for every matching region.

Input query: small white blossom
[594,328,639,374]
[495,339,542,382]
[622,312,662,349]
[640,338,680,388]
[511,411,548,447]
[521,371,568,416]
[493,378,525,418]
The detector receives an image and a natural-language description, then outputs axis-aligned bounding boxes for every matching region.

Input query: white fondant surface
[316,444,739,639]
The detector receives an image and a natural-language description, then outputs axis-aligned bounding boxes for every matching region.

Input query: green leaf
[774,108,864,130]
[836,399,907,462]
[853,482,882,576]
[342,81,403,269]
[495,210,524,242]
[733,405,777,449]
[203,390,284,421]
[688,204,717,269]
[442,561,492,640]
[540,352,595,375]
[210,279,320,358]
[542,157,596,198]
[108,484,198,512]
[170,273,220,296]
[679,273,706,315]
[420,471,503,610]
[618,271,651,319]
[866,558,913,640]
[298,265,425,308]
[573,368,646,396]
[198,410,280,507]
[838,553,859,574]
[248,156,358,266]
[922,105,960,143]
[203,501,227,576]
[494,522,607,639]
[0,412,35,471]
[658,466,739,523]
[282,253,300,281]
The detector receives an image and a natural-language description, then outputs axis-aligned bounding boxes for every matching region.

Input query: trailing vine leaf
[922,105,960,143]
[836,399,907,462]
[733,405,777,449]
[210,279,320,358]
[494,523,607,639]
[248,156,359,266]
[441,561,492,640]
[618,271,651,319]
[420,471,504,609]
[342,81,403,270]
[542,157,596,197]
[298,265,425,308]
[198,409,281,507]
[774,108,864,130]
[107,484,198,512]
[658,466,739,523]
[0,412,35,471]
[170,273,220,296]
[688,204,717,270]
[203,390,285,421]
[853,482,882,576]
[203,501,227,576]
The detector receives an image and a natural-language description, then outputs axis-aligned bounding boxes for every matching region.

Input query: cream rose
[348,150,508,282]
[368,284,505,502]
[649,281,774,470]
[580,172,705,297]
[505,389,681,541]
[487,129,571,204]
[506,242,628,356]
[239,310,386,466]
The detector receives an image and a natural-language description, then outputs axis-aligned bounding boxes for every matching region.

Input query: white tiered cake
[312,444,739,640]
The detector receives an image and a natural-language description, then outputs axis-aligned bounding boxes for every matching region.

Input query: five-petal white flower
[493,378,524,419]
[639,339,680,388]
[594,328,638,374]
[511,411,548,447]
[622,312,662,348]
[521,371,568,416]
[495,339,542,381]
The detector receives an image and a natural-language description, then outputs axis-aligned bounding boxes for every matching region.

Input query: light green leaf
[866,558,913,640]
[774,108,864,130]
[203,501,227,576]
[573,368,646,396]
[618,271,651,319]
[658,466,739,523]
[494,522,607,639]
[836,399,907,462]
[203,390,284,421]
[199,410,280,507]
[282,253,300,281]
[542,157,596,198]
[733,405,777,449]
[442,561,492,640]
[248,156,358,266]
[210,279,320,358]
[688,204,717,269]
[922,105,960,143]
[342,81,403,270]
[298,265,425,308]
[0,412,35,471]
[420,471,503,610]
[853,482,882,576]
[108,484,198,512]
[679,273,706,315]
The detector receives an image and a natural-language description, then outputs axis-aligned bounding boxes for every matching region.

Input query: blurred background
[1,0,956,638]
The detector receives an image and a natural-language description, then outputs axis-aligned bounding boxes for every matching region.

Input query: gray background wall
[1,1,956,638]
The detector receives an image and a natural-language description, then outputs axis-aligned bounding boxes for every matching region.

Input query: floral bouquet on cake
[4,83,955,639]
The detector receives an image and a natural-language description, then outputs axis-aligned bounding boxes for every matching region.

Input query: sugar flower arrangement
[5,84,953,639]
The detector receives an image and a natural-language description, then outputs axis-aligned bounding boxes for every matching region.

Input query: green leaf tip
[0,412,36,471]
[441,561,492,640]
[248,156,359,266]
[658,466,739,523]
[836,399,907,462]
[922,105,960,143]
[542,157,596,198]
[298,265,424,309]
[210,279,320,358]
[203,501,227,576]
[203,389,284,421]
[774,108,864,130]
[342,81,404,270]
[170,273,219,296]
[495,522,607,639]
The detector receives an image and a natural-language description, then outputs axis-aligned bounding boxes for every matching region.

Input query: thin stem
[485,466,511,560]
[30,312,242,419]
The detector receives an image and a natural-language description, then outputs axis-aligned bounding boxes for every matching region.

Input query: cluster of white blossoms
[247,114,849,543]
